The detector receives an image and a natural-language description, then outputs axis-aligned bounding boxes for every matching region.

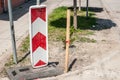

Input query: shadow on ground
[68,58,77,71]
[49,6,116,30]
[49,7,116,31]
[81,7,104,13]
[18,51,30,63]
[69,7,104,13]
[92,19,116,30]
[0,0,46,21]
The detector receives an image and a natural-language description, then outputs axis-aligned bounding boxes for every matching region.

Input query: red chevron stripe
[35,60,46,67]
[31,8,46,23]
[32,32,46,52]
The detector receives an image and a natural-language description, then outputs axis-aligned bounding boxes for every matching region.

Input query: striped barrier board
[29,5,48,68]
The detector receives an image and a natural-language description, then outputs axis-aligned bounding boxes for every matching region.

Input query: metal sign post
[37,0,40,5]
[8,0,17,64]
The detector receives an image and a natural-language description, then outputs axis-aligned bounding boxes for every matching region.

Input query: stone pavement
[101,0,120,27]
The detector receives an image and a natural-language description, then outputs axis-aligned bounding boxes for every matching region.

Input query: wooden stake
[64,9,70,73]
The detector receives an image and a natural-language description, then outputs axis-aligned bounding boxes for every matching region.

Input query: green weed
[20,36,29,52]
[79,37,96,43]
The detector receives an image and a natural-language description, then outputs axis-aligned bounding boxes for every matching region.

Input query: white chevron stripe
[32,18,47,37]
[32,47,48,66]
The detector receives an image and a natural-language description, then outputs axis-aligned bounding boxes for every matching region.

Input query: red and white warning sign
[29,5,48,68]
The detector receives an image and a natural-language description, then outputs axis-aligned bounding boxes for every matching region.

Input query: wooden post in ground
[86,0,89,18]
[73,0,77,29]
[64,9,70,73]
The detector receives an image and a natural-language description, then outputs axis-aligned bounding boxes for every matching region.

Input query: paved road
[103,0,120,12]
[102,0,120,25]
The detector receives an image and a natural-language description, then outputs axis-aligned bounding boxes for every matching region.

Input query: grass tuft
[79,37,96,43]
[5,55,15,67]
[20,36,29,52]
